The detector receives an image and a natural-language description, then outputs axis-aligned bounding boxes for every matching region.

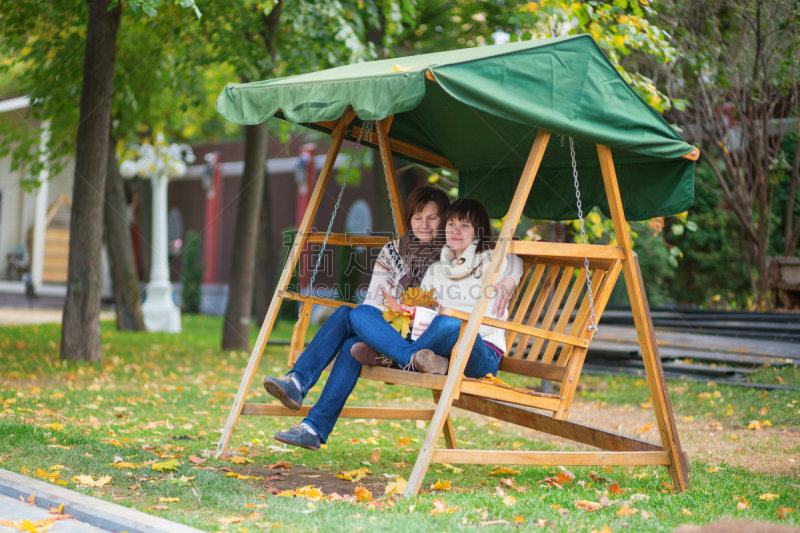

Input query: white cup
[411,306,438,341]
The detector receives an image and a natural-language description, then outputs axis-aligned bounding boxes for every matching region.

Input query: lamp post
[120,133,194,333]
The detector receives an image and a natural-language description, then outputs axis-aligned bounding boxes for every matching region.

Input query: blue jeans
[285,306,363,442]
[349,305,500,379]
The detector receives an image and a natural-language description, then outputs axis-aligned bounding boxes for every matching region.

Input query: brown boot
[351,342,398,368]
[410,349,449,375]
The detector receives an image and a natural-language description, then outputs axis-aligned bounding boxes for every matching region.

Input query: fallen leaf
[431,480,451,491]
[395,437,411,447]
[72,475,112,488]
[441,463,464,474]
[490,467,519,475]
[27,494,35,505]
[707,467,719,473]
[681,508,693,516]
[637,423,654,433]
[513,515,525,523]
[640,510,652,519]
[151,459,179,473]
[267,460,292,469]
[575,500,603,512]
[370,451,380,463]
[354,486,372,502]
[336,468,369,482]
[737,501,750,510]
[107,462,139,470]
[159,497,180,502]
[759,493,780,501]
[778,507,795,520]
[188,455,206,464]
[503,495,516,507]
[616,504,638,517]
[216,516,245,525]
[385,477,408,496]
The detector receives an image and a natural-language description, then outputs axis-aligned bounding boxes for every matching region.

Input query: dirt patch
[225,465,387,497]
[471,400,800,476]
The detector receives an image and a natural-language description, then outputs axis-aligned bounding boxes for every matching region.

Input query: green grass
[1,314,798,532]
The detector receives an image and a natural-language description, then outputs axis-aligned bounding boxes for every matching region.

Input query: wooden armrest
[438,307,588,349]
[278,290,357,309]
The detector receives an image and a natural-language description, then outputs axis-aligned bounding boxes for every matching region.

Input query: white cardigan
[419,242,515,355]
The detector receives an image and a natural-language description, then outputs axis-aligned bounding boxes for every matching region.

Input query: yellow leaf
[107,462,139,470]
[20,520,39,533]
[748,420,762,430]
[354,486,372,502]
[760,493,780,501]
[336,468,369,482]
[385,477,408,496]
[636,423,654,433]
[295,485,323,500]
[707,467,719,473]
[431,480,451,491]
[490,467,520,475]
[681,508,693,516]
[159,497,180,502]
[737,501,750,510]
[216,516,245,525]
[72,475,111,488]
[502,495,516,507]
[681,415,695,422]
[441,463,463,474]
[152,459,179,472]
[396,437,411,447]
[513,516,525,523]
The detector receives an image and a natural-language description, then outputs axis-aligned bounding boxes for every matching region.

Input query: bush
[181,230,204,313]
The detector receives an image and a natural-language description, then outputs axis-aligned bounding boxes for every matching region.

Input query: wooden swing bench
[213,35,696,497]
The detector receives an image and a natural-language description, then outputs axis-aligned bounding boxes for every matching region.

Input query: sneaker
[351,342,398,369]
[263,374,303,411]
[410,349,449,375]
[274,423,322,451]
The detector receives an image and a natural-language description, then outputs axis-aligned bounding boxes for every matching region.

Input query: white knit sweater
[418,242,513,355]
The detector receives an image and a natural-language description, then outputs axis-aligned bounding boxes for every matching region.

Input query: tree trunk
[104,139,145,331]
[785,137,800,257]
[60,0,121,362]
[253,150,275,324]
[221,123,267,350]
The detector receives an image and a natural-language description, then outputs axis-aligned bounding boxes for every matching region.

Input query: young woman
[263,190,522,451]
[261,185,450,450]
[351,198,513,378]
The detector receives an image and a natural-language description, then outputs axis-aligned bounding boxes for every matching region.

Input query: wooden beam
[431,450,671,466]
[312,120,457,171]
[597,144,690,491]
[241,403,436,420]
[214,108,357,458]
[277,290,357,309]
[288,301,312,368]
[498,356,567,382]
[377,118,407,236]
[438,307,589,349]
[459,380,562,412]
[432,391,457,449]
[305,233,391,248]
[404,130,552,498]
[509,241,624,262]
[682,147,700,161]
[451,395,662,452]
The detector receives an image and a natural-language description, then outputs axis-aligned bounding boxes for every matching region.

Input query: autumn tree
[659,0,800,304]
[0,0,201,360]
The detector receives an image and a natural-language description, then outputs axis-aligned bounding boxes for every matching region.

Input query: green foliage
[181,230,204,313]
[667,162,753,308]
[511,0,678,112]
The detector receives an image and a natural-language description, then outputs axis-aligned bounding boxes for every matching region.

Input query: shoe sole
[263,380,301,411]
[416,355,449,375]
[274,435,320,451]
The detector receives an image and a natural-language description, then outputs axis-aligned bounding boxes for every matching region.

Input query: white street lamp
[120,133,194,333]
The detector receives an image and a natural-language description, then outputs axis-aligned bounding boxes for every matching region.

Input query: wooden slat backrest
[511,266,559,359]
[505,264,545,349]
[527,266,575,362]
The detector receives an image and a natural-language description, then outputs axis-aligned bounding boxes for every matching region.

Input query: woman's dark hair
[404,185,451,229]
[442,198,494,252]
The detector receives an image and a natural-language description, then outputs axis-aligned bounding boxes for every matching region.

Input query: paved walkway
[0,493,114,533]
[0,469,203,533]
[0,308,115,326]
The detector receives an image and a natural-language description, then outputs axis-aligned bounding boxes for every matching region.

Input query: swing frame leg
[214,108,357,458]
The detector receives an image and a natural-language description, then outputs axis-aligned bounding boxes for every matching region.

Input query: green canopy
[216,34,696,221]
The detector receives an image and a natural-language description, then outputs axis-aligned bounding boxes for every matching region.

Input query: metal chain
[376,120,400,238]
[306,120,373,299]
[569,136,598,333]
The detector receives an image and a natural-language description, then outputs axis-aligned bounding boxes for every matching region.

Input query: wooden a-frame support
[215,108,690,496]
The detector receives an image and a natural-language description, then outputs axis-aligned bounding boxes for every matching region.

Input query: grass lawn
[1,314,798,532]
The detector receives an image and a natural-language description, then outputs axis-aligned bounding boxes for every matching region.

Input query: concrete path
[0,493,114,533]
[0,308,115,326]
[0,469,204,533]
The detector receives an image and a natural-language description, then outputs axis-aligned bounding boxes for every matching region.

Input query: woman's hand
[492,276,517,318]
[411,320,431,339]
